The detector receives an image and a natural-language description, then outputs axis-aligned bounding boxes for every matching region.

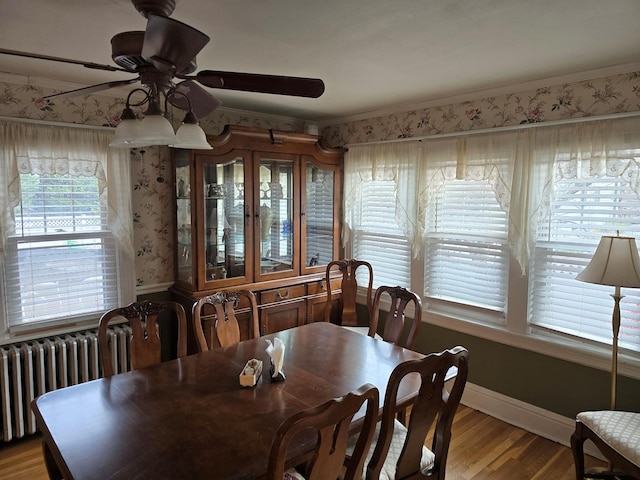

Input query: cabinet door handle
[276,289,290,300]
[320,281,326,291]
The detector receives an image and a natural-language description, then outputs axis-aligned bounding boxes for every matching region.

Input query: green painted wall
[414,324,640,418]
[367,304,640,418]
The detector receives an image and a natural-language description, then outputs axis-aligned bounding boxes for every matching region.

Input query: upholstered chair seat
[572,410,640,479]
[347,418,436,479]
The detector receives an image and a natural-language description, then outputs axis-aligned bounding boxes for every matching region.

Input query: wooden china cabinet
[170,125,344,351]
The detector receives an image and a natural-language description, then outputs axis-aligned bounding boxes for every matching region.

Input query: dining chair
[191,289,259,351]
[571,410,640,479]
[267,383,380,480]
[350,345,469,480]
[98,300,187,377]
[325,259,374,336]
[368,285,424,425]
[369,285,422,350]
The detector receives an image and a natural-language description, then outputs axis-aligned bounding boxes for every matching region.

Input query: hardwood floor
[441,405,605,480]
[0,433,49,480]
[0,405,605,479]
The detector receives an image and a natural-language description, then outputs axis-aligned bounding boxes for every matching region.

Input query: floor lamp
[576,234,640,410]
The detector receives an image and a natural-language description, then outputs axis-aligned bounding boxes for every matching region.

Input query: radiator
[0,325,132,442]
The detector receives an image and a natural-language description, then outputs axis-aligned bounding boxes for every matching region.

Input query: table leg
[42,440,64,480]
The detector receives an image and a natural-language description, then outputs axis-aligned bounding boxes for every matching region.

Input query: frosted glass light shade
[576,235,640,288]
[171,122,212,149]
[110,118,150,148]
[137,114,177,145]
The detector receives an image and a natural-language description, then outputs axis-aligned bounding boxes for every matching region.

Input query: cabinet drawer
[260,285,306,305]
[307,278,341,296]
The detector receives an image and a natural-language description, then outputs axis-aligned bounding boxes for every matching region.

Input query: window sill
[424,309,640,382]
[1,316,101,346]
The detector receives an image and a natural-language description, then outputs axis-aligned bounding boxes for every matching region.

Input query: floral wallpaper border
[321,70,640,146]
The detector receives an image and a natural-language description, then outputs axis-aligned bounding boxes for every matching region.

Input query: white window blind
[424,179,509,314]
[5,173,120,326]
[529,178,640,352]
[352,180,411,288]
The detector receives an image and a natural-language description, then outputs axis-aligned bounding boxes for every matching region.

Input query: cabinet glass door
[202,154,250,287]
[303,160,336,272]
[175,152,193,286]
[256,154,296,278]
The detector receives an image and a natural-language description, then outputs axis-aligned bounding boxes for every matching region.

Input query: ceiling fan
[0,0,325,121]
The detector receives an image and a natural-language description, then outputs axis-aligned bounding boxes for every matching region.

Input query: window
[0,121,135,335]
[5,174,119,325]
[425,179,509,315]
[352,179,411,288]
[343,142,420,289]
[342,115,640,368]
[421,133,516,318]
[530,178,640,352]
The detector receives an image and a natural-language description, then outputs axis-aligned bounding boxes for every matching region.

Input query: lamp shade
[137,114,177,145]
[576,235,640,288]
[110,105,153,148]
[110,118,142,148]
[171,122,212,149]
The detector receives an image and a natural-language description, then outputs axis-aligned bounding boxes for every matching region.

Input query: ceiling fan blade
[141,14,210,75]
[195,71,325,98]
[169,80,221,119]
[0,48,129,73]
[43,78,139,99]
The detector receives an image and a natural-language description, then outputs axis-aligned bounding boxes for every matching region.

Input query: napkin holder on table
[239,358,263,387]
[265,338,285,382]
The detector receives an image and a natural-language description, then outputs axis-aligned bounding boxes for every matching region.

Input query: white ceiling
[1,0,640,123]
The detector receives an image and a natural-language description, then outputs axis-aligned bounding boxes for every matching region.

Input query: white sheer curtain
[420,131,518,230]
[343,115,640,277]
[521,116,640,269]
[426,116,640,275]
[0,120,135,296]
[343,141,422,256]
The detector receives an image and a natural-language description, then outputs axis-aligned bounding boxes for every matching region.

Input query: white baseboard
[460,382,605,461]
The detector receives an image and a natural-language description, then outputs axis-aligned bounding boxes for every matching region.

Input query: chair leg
[571,424,587,480]
[572,425,636,480]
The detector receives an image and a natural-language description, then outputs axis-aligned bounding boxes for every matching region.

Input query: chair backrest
[325,259,374,327]
[191,289,259,351]
[370,285,422,349]
[366,346,469,480]
[98,300,187,377]
[267,383,380,480]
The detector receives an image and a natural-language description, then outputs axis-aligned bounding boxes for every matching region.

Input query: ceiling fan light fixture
[171,112,212,150]
[136,97,177,144]
[110,106,151,148]
[110,118,144,148]
[138,114,177,144]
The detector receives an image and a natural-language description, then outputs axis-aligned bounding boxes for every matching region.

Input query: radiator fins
[0,325,132,442]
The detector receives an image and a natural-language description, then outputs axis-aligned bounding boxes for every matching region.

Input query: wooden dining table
[32,322,425,480]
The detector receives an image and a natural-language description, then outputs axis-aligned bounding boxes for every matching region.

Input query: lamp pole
[610,287,622,410]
